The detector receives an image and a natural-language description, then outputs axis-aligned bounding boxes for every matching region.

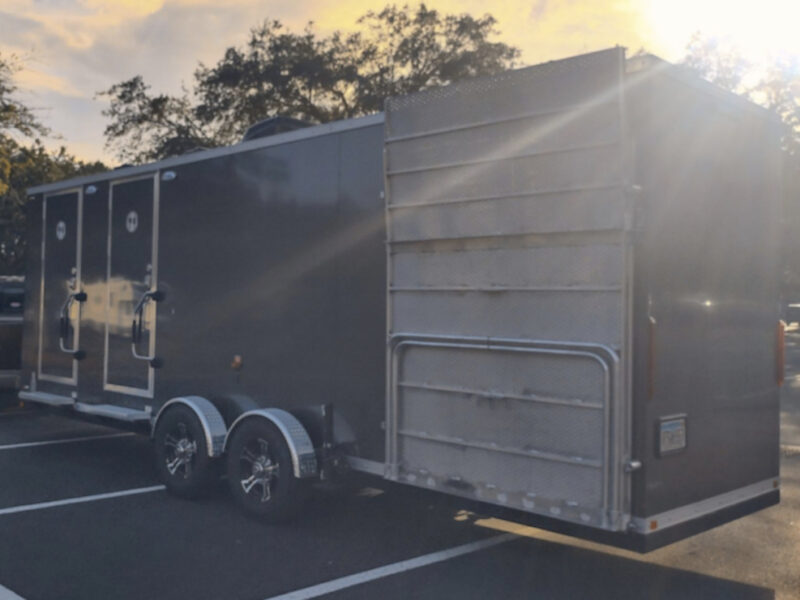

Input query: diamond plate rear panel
[385,48,631,531]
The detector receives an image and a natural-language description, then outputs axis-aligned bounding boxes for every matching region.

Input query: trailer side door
[38,188,83,387]
[104,174,159,399]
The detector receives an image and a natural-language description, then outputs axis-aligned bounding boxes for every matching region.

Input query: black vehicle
[0,275,24,395]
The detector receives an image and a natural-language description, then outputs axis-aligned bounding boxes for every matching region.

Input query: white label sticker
[126,211,139,233]
[56,221,66,241]
[659,417,687,454]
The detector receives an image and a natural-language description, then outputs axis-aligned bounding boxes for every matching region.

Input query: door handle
[131,289,163,362]
[58,291,87,356]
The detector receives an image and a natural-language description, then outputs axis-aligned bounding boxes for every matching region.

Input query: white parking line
[0,411,31,418]
[0,583,25,600]
[263,533,516,600]
[0,432,135,451]
[0,485,165,516]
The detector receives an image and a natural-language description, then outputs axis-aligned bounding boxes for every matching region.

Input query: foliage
[99,76,217,164]
[0,54,106,274]
[98,4,520,163]
[682,33,751,94]
[751,58,800,156]
[0,55,50,143]
[682,34,800,295]
[682,33,800,154]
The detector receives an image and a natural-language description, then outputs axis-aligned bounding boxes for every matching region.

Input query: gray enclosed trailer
[19,48,783,551]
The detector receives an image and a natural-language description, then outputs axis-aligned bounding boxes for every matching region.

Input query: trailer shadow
[362,532,777,600]
[0,464,776,600]
[287,481,775,600]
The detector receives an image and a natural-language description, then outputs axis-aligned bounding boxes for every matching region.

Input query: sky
[1,0,799,164]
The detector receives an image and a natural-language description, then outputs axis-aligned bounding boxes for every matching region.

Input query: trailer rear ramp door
[384,48,633,531]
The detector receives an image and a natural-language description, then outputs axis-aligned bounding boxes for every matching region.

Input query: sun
[643,0,800,64]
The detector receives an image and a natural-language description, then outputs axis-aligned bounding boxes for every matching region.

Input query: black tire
[225,418,309,522]
[153,405,217,498]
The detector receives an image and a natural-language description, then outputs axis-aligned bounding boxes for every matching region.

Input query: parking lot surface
[1,330,799,599]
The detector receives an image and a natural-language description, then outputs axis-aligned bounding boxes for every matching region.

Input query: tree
[0,55,49,142]
[681,34,800,153]
[751,58,800,156]
[1,54,50,199]
[682,35,800,296]
[682,33,750,94]
[99,76,216,164]
[99,4,520,163]
[0,139,105,274]
[0,53,106,274]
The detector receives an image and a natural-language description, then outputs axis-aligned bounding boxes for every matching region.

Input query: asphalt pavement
[0,337,798,600]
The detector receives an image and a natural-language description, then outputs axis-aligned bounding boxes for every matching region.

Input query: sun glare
[644,0,800,63]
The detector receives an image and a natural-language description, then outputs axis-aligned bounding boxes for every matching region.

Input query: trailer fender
[152,396,227,458]
[224,409,318,479]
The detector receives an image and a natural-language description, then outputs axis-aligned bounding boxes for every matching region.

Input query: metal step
[19,390,75,407]
[73,403,151,423]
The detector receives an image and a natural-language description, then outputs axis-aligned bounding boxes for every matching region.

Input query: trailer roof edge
[27,112,386,196]
[627,53,780,123]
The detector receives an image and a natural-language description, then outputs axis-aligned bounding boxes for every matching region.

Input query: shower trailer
[18,48,783,551]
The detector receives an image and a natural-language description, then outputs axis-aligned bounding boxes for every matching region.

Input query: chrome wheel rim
[239,438,279,503]
[163,421,197,479]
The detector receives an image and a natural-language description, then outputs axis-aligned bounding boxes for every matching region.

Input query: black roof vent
[242,116,311,142]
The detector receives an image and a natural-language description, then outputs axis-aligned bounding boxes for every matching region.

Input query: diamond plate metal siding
[385,48,629,530]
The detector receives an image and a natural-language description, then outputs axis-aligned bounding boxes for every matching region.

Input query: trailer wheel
[225,418,308,521]
[153,405,216,498]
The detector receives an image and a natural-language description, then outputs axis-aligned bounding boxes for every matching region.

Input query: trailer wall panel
[627,62,783,520]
